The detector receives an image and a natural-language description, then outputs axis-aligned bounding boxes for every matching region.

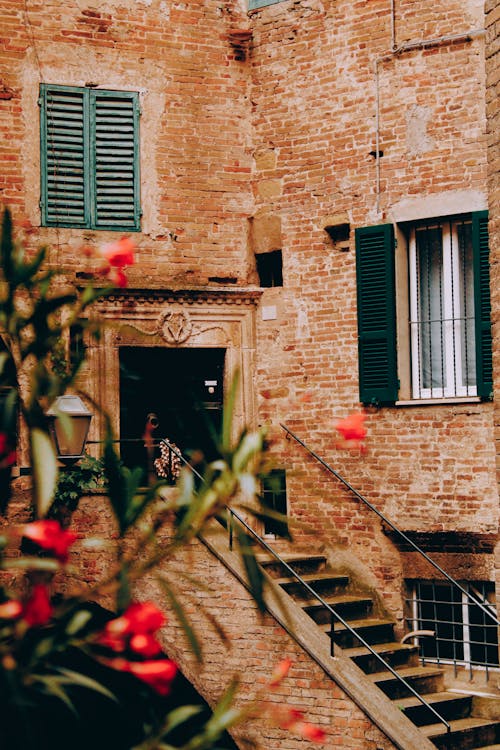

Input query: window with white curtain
[409,218,476,399]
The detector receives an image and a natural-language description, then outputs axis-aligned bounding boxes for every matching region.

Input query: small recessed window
[256,250,283,288]
[249,0,286,8]
[262,469,288,537]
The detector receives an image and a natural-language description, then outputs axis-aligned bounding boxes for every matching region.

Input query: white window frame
[408,219,476,400]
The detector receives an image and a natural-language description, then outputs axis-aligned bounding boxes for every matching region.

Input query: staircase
[258,551,500,750]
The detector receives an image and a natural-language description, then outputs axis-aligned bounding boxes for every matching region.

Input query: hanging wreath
[154,439,182,483]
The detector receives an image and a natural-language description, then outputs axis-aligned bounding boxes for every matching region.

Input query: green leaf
[103,422,128,535]
[221,370,239,454]
[236,526,265,613]
[2,557,60,571]
[117,563,132,612]
[55,666,118,702]
[32,674,77,713]
[232,431,263,474]
[163,705,204,735]
[65,609,93,636]
[157,576,202,661]
[31,427,58,518]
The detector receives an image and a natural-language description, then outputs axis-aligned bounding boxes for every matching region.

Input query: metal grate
[406,580,499,680]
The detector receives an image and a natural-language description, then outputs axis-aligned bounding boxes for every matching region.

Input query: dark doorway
[119,347,225,479]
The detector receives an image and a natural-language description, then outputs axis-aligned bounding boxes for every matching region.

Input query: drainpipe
[373,25,485,216]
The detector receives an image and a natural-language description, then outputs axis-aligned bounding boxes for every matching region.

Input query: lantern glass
[46,395,92,465]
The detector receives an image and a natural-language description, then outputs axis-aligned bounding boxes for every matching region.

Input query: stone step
[303,593,373,624]
[422,717,500,750]
[396,691,473,726]
[256,553,327,579]
[276,571,350,599]
[368,664,445,700]
[323,616,396,648]
[342,641,419,673]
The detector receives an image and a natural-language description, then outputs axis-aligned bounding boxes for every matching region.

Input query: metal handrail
[226,506,451,733]
[155,434,452,730]
[280,422,499,627]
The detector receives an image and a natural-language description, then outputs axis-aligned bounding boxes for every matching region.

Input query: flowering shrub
[0,209,327,750]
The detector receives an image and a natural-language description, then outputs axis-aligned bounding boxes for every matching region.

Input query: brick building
[0,0,499,747]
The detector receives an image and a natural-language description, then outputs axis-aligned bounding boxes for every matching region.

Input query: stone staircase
[258,551,500,750]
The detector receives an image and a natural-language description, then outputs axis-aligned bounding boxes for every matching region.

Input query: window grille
[409,218,476,398]
[406,580,499,680]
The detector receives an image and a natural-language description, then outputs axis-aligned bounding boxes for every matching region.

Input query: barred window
[406,580,499,675]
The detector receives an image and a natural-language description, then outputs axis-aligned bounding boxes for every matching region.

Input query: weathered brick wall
[0,0,254,284]
[249,0,497,608]
[0,0,498,712]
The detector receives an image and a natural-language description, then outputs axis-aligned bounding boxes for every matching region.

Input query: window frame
[248,0,286,8]
[39,84,141,232]
[355,212,492,406]
[408,218,477,400]
[406,579,499,674]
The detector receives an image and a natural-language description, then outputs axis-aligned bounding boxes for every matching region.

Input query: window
[248,0,286,8]
[409,219,476,399]
[261,469,288,537]
[256,250,283,288]
[40,84,140,231]
[406,580,499,675]
[355,212,492,405]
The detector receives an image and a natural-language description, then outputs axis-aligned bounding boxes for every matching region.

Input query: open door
[119,347,225,480]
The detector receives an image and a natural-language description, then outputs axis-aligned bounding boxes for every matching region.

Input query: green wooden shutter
[355,224,398,405]
[472,210,493,400]
[91,90,140,230]
[40,85,89,227]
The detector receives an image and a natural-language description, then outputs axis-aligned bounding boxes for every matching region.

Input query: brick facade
[1,0,499,745]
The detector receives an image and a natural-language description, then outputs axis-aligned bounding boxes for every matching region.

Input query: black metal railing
[106,429,459,731]
[280,424,499,638]
[226,506,451,733]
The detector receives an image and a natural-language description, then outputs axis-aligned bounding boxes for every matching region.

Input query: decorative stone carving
[160,307,192,343]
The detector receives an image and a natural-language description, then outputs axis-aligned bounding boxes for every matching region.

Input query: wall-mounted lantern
[46,395,93,466]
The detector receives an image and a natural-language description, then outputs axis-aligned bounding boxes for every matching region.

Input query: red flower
[273,705,326,742]
[99,237,135,268]
[129,633,163,658]
[296,722,326,742]
[128,659,177,695]
[106,267,128,288]
[269,658,292,689]
[23,520,78,563]
[335,412,367,441]
[0,599,23,620]
[0,432,16,468]
[334,412,368,454]
[109,602,166,636]
[23,584,52,627]
[97,602,166,654]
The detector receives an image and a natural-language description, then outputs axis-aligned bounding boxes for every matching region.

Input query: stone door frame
[87,288,261,450]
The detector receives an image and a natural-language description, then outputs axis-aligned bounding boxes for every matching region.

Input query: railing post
[229,510,233,551]
[330,611,335,657]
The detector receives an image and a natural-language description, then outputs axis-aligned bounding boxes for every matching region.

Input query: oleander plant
[0,209,329,750]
